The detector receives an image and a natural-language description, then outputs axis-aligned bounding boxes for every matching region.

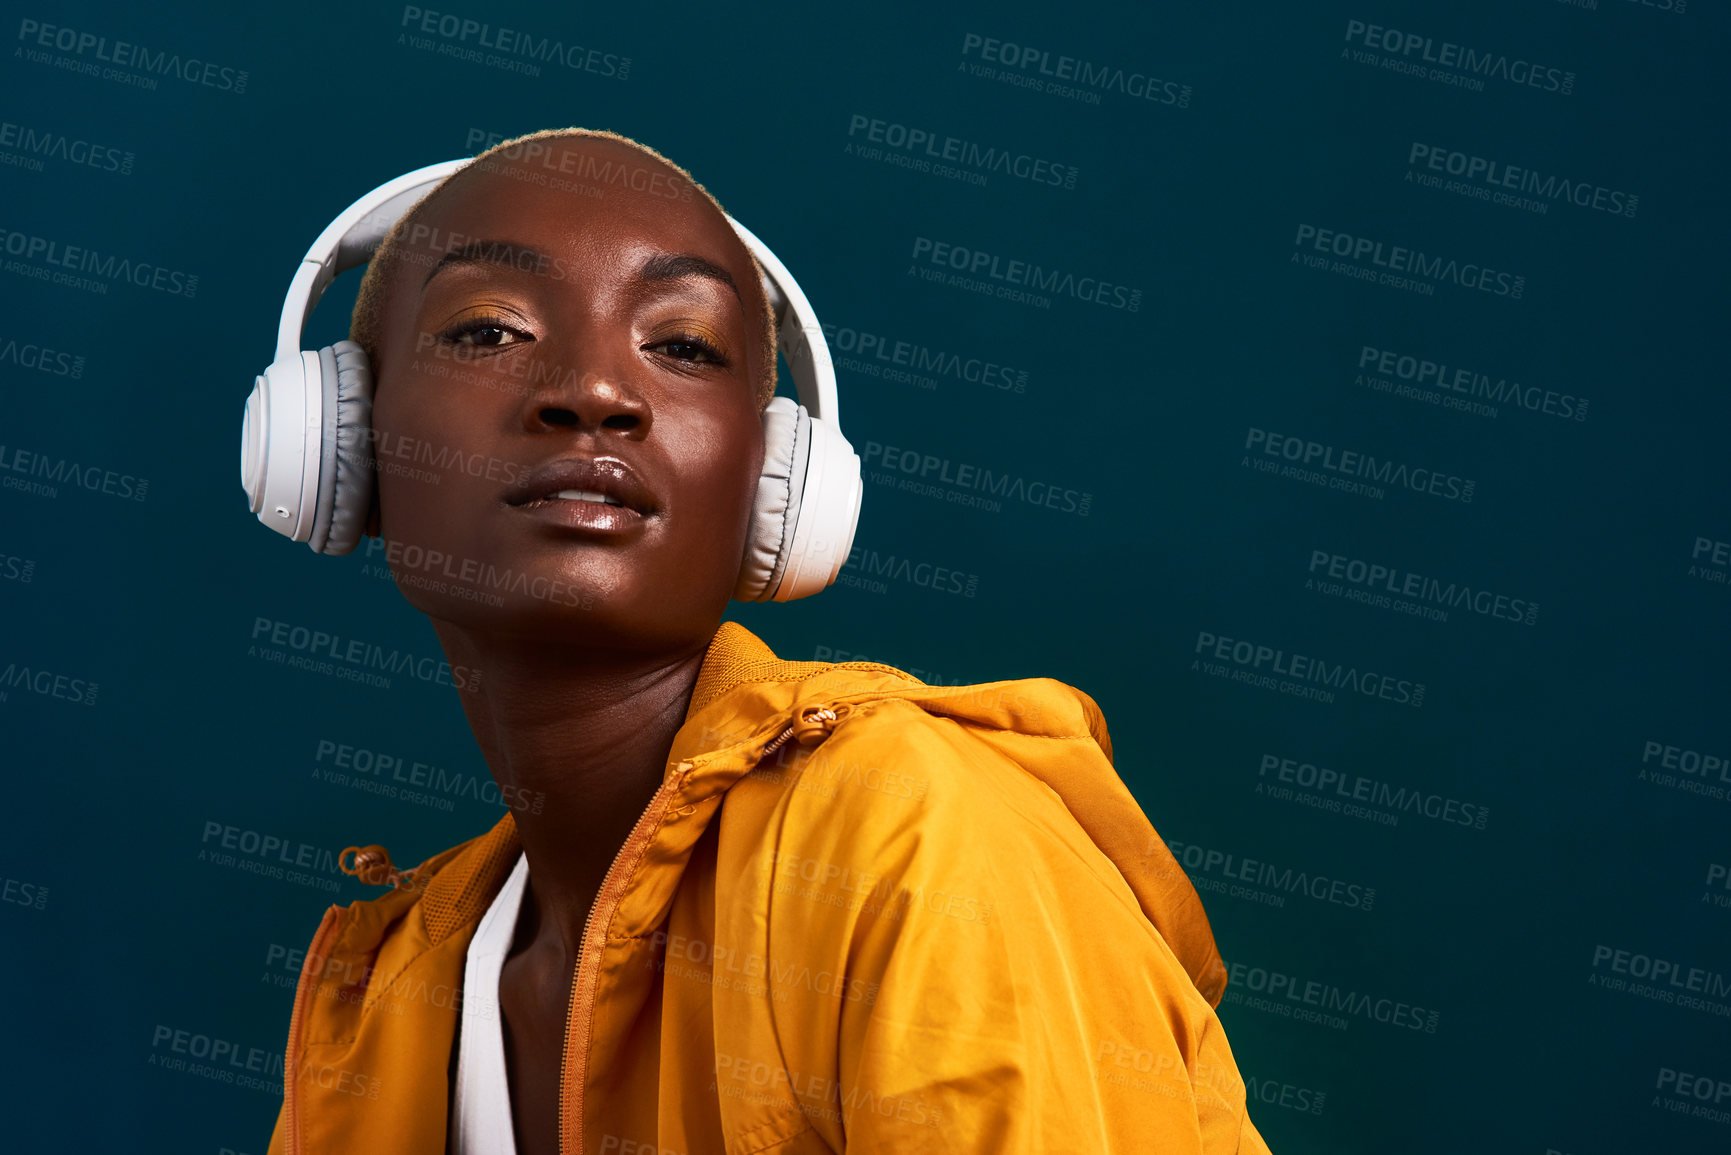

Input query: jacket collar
[413,621,849,946]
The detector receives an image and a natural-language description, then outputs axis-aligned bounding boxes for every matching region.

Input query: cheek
[662,407,765,555]
[369,376,510,541]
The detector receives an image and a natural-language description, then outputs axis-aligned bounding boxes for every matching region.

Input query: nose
[520,358,653,439]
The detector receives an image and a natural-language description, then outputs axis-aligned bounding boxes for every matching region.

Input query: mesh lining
[690,622,825,713]
[690,621,919,714]
[421,814,521,945]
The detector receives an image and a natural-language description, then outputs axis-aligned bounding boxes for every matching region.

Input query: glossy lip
[503,455,658,515]
[503,455,657,534]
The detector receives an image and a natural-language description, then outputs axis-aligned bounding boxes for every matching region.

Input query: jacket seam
[706,663,918,700]
[734,1118,820,1155]
[837,696,1096,742]
[756,799,831,1155]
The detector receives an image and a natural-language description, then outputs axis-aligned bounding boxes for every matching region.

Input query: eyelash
[432,316,728,367]
[436,313,529,349]
[645,334,728,366]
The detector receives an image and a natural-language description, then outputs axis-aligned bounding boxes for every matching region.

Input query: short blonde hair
[349,127,778,406]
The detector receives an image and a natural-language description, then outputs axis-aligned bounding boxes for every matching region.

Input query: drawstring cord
[339,844,418,889]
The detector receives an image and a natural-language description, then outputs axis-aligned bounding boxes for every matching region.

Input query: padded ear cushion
[771,412,862,601]
[307,340,376,556]
[734,396,810,602]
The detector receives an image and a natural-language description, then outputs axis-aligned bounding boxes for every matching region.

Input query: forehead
[407,138,748,276]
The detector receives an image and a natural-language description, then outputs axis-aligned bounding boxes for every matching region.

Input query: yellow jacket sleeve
[773,705,1273,1153]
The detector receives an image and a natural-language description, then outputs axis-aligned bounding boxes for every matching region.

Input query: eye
[645,336,727,365]
[437,315,531,349]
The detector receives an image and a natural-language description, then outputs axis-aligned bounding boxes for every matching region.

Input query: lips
[503,456,658,518]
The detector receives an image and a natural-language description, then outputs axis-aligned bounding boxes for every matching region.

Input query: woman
[259,128,1270,1155]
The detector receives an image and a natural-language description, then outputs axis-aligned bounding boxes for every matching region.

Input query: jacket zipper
[559,763,691,1155]
[283,906,340,1155]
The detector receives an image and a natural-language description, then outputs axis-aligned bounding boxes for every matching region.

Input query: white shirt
[450,852,530,1155]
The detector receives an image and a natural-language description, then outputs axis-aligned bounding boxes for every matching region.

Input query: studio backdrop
[1,2,1726,1152]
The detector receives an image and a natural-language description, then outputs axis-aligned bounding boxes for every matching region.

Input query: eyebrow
[420,240,742,306]
[421,240,553,289]
[638,252,740,304]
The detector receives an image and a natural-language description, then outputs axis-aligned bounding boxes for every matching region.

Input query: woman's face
[368,138,769,653]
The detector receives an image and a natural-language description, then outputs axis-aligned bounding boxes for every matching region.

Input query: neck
[430,619,714,953]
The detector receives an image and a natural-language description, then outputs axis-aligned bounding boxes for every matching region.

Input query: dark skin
[364,136,772,1155]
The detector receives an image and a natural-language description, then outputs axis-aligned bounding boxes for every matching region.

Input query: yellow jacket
[267,622,1271,1154]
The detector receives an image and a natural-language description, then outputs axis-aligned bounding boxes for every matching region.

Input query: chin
[399,575,730,657]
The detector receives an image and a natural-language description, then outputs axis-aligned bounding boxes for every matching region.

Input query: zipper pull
[762,704,849,756]
[339,844,417,889]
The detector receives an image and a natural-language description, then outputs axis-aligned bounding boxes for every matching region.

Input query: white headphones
[240,158,863,602]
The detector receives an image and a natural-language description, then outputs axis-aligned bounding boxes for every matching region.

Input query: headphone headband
[245,152,862,600]
[275,158,841,424]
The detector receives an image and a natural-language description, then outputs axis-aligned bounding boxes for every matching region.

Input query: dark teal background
[2,1,1727,1151]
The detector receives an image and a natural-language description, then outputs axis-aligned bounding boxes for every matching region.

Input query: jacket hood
[684,622,1226,1005]
[392,621,1227,1006]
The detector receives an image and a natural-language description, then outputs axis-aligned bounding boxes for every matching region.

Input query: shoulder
[724,664,1227,998]
[749,677,1143,929]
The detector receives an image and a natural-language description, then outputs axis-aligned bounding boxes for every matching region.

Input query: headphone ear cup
[734,396,809,602]
[242,351,319,542]
[770,412,862,602]
[306,340,376,556]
